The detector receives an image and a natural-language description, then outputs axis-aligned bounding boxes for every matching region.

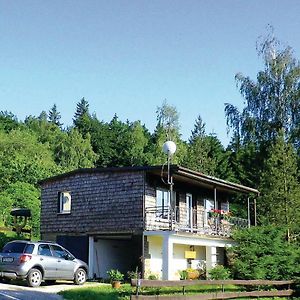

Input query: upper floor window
[58,191,71,214]
[156,189,169,218]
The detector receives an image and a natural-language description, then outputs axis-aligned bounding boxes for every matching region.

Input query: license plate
[2,257,14,263]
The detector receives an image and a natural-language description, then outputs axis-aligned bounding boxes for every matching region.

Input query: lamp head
[162,140,177,156]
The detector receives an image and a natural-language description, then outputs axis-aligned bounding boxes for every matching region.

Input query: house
[39,165,259,280]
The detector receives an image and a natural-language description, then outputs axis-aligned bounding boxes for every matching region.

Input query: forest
[0,35,300,279]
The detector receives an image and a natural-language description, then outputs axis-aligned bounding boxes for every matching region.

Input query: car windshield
[2,242,27,253]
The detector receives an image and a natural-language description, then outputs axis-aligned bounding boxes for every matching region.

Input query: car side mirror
[64,253,75,260]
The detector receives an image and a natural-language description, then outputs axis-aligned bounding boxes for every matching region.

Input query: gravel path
[0,281,100,300]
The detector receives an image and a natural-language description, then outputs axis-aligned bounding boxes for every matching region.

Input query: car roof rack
[37,240,57,244]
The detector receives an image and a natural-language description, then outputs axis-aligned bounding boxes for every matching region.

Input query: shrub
[209,265,231,280]
[127,268,140,280]
[178,270,188,280]
[107,269,124,282]
[229,226,300,280]
[0,232,19,250]
[148,274,158,280]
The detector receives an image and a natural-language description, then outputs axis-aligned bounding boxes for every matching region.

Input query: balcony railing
[144,206,248,237]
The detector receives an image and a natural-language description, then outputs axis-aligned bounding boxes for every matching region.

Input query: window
[51,245,67,258]
[24,244,35,254]
[58,191,71,213]
[2,242,27,253]
[38,244,52,256]
[156,189,176,219]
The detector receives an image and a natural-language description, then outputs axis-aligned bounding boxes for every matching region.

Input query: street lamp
[162,141,176,230]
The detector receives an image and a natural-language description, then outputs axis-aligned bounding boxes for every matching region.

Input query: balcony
[144,206,248,237]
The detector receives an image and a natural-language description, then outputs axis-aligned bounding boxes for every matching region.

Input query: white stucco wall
[145,236,163,279]
[145,235,208,279]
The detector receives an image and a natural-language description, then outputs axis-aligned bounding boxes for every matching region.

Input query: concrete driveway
[0,281,100,300]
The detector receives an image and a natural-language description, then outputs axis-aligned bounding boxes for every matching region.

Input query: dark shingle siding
[41,171,145,234]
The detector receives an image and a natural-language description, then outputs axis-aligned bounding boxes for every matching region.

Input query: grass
[59,283,132,300]
[59,283,299,300]
[59,283,243,300]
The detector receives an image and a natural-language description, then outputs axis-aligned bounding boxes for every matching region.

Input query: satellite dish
[163,141,177,156]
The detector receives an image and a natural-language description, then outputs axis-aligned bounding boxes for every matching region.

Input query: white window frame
[156,188,176,219]
[58,191,71,214]
[156,188,170,219]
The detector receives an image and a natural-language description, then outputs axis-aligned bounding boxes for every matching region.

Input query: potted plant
[107,269,124,288]
[186,268,200,280]
[178,270,188,280]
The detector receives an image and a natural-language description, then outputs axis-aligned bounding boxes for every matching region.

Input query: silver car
[0,240,88,287]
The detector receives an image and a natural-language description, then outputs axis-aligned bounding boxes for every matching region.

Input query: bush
[127,268,141,280]
[148,274,158,280]
[178,270,188,280]
[0,232,18,250]
[209,265,231,280]
[229,226,300,280]
[107,269,124,282]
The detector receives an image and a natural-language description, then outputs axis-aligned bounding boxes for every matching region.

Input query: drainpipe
[169,173,174,231]
[247,197,251,228]
[214,187,217,209]
[142,171,146,278]
[254,198,257,226]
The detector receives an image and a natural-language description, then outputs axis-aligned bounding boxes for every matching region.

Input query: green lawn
[59,283,131,300]
[59,283,242,300]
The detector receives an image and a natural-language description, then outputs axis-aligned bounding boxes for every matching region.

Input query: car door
[37,244,60,279]
[50,245,76,279]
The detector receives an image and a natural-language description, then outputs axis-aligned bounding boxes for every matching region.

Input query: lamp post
[162,141,177,230]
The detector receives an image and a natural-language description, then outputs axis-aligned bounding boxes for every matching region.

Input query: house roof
[39,165,259,195]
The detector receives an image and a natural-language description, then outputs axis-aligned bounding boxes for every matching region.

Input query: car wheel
[26,268,42,287]
[74,268,86,285]
[45,280,56,285]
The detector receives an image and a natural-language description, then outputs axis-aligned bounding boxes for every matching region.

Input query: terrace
[145,206,249,237]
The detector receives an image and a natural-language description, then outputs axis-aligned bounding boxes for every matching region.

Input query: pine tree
[259,131,300,241]
[48,104,62,127]
[190,115,205,143]
[184,115,212,174]
[73,97,90,129]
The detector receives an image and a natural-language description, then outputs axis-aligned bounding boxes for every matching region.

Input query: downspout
[254,198,257,226]
[141,171,146,278]
[247,197,251,228]
[214,187,217,209]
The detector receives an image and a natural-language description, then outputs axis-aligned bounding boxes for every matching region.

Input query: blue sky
[1,0,300,145]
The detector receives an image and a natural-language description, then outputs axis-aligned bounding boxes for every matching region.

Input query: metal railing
[144,206,248,237]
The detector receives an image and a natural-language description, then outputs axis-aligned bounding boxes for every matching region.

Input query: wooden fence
[131,279,295,300]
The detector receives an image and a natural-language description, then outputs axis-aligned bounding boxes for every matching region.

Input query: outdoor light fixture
[162,141,176,184]
[162,140,177,156]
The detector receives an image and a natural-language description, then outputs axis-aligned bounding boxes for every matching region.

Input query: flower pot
[187,270,200,280]
[112,281,121,289]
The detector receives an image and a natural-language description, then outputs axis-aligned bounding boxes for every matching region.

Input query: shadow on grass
[60,284,132,300]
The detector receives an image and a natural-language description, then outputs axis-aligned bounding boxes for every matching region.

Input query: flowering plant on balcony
[209,209,232,220]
